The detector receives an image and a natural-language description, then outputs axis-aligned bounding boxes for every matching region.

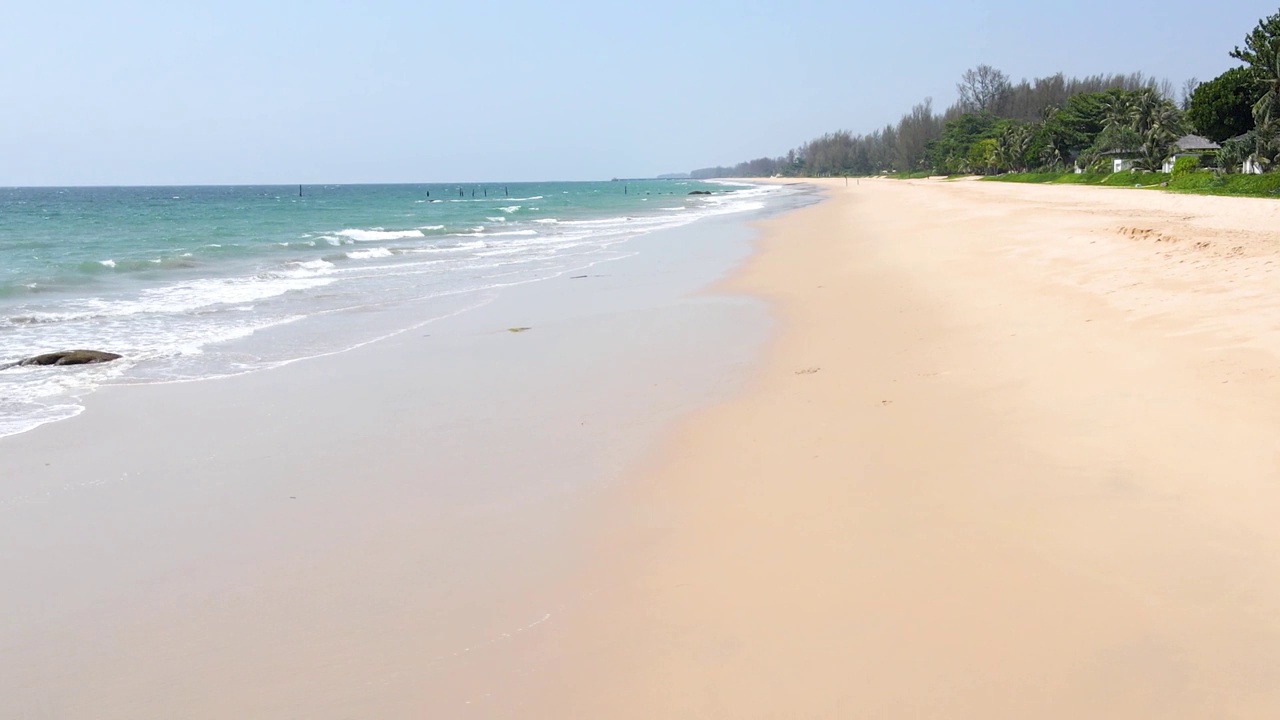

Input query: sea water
[0,180,790,437]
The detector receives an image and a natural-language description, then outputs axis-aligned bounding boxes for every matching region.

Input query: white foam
[7,273,335,325]
[289,259,336,272]
[499,205,521,213]
[337,228,425,242]
[347,247,394,260]
[405,240,487,253]
[99,259,116,268]
[418,225,445,231]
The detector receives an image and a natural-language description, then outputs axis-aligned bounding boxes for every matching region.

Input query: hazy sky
[1,0,1268,185]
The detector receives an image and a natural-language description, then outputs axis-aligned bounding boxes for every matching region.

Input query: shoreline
[0,194,814,718]
[0,180,781,441]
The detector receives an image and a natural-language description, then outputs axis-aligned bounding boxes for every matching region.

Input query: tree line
[691,11,1280,178]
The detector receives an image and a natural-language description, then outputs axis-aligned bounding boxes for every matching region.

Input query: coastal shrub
[1171,156,1201,177]
[986,168,1280,197]
[1190,172,1280,196]
[1168,172,1215,193]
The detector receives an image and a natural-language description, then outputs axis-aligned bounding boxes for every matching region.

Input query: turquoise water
[0,180,781,437]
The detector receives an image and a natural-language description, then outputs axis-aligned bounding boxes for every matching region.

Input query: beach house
[1161,134,1221,173]
[1102,148,1141,173]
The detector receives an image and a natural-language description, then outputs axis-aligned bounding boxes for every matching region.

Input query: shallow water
[0,180,792,436]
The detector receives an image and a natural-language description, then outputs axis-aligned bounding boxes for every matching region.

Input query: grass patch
[1168,172,1280,197]
[1100,171,1168,187]
[984,170,1280,198]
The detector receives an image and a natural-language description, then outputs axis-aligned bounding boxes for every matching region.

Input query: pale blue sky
[0,0,1267,185]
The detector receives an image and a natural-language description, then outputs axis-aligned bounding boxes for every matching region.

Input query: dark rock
[2,350,123,370]
[687,190,713,195]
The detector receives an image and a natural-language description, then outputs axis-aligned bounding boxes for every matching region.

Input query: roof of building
[1174,134,1221,151]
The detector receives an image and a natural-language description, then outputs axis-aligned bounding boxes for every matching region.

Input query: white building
[1160,134,1221,173]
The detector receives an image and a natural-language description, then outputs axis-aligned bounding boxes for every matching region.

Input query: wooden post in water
[484,188,487,197]
[505,186,509,197]
[299,185,303,197]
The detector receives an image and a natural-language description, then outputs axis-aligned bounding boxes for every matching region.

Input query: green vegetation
[984,170,1280,197]
[1171,156,1201,176]
[1187,67,1260,142]
[690,10,1280,198]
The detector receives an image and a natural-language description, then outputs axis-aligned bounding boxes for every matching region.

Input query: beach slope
[547,178,1280,718]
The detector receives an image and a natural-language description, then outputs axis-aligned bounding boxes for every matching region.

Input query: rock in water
[687,190,713,195]
[2,350,123,370]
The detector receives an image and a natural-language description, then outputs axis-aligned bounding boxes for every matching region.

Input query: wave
[78,256,200,274]
[403,240,488,254]
[451,228,539,238]
[7,273,335,326]
[346,247,394,260]
[337,228,425,242]
[287,259,336,272]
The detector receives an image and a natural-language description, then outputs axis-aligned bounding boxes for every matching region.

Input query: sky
[0,0,1269,185]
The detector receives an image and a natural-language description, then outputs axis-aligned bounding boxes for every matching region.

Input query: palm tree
[1252,40,1280,137]
[1099,93,1133,132]
[1129,89,1164,135]
[996,124,1033,172]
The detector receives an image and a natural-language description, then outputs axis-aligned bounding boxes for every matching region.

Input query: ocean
[0,180,784,438]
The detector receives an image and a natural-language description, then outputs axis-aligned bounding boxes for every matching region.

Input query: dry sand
[534,178,1280,718]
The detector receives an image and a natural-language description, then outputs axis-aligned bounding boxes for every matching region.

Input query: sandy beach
[8,177,1280,717]
[533,178,1280,718]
